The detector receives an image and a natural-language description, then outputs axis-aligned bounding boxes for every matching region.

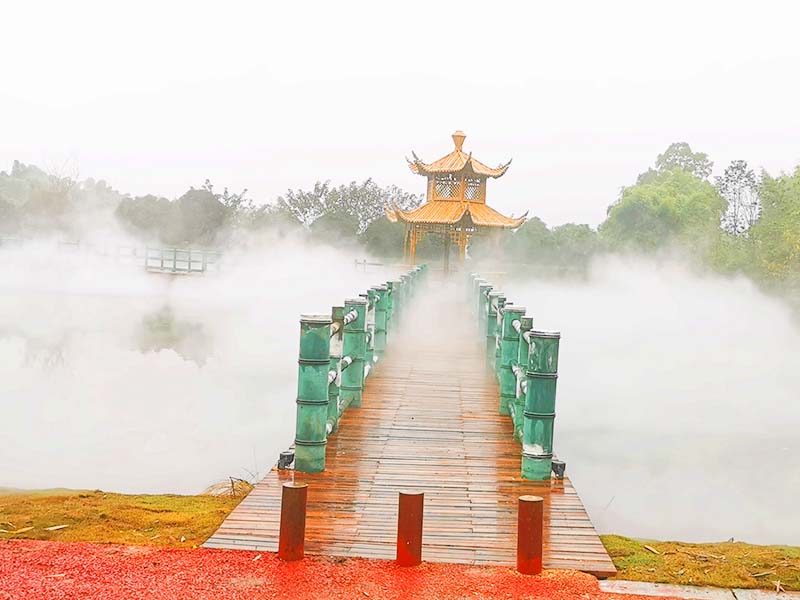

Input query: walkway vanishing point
[206,269,616,578]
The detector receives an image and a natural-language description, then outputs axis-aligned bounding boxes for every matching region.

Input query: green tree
[551,223,603,264]
[310,211,360,244]
[277,179,420,233]
[601,168,725,251]
[246,204,302,234]
[0,197,20,234]
[115,194,175,241]
[360,219,405,259]
[637,142,713,184]
[504,217,553,263]
[174,187,229,245]
[749,168,800,282]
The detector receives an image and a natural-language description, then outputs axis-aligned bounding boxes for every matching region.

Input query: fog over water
[500,255,800,544]
[3,243,799,544]
[0,239,394,494]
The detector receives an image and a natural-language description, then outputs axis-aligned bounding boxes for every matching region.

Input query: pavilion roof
[407,131,512,179]
[386,200,526,229]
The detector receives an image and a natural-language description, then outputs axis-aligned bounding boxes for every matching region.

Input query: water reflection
[136,305,212,366]
[0,328,69,368]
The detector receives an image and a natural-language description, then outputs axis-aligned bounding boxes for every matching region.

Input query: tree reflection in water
[136,305,212,366]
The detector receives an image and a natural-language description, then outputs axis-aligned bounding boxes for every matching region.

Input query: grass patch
[602,535,800,591]
[0,489,242,547]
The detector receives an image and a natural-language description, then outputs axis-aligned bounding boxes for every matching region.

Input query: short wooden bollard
[278,482,308,561]
[517,495,544,575]
[396,491,424,566]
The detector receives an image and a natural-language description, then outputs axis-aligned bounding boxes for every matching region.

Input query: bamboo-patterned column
[514,315,533,441]
[386,280,396,333]
[295,314,332,473]
[372,284,388,359]
[340,298,367,409]
[478,283,491,334]
[493,295,506,377]
[500,305,525,418]
[327,306,344,434]
[359,292,373,372]
[486,290,502,369]
[522,330,561,480]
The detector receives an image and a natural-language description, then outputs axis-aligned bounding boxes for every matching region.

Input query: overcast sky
[2,0,799,226]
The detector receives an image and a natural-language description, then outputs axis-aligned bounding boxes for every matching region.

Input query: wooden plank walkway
[205,283,616,577]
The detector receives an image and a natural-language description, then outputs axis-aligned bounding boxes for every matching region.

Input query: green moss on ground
[602,535,800,591]
[0,489,241,547]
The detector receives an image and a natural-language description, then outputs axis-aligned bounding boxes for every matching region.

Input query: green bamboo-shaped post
[385,281,396,333]
[514,315,533,441]
[473,278,485,318]
[372,284,388,359]
[494,295,507,377]
[478,282,491,335]
[327,306,344,435]
[486,291,503,371]
[391,279,403,327]
[362,290,377,372]
[295,313,332,473]
[521,330,561,480]
[400,274,410,317]
[340,298,367,409]
[500,305,525,417]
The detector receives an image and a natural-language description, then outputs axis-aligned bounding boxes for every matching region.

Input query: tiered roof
[387,131,526,228]
[406,131,512,178]
[386,201,526,228]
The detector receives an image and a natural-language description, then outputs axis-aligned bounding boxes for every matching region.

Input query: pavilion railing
[293,264,428,473]
[467,272,563,481]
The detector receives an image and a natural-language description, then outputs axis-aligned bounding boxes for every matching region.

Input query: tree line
[0,161,422,249]
[1,145,798,301]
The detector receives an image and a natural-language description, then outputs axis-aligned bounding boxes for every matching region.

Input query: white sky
[2,0,799,226]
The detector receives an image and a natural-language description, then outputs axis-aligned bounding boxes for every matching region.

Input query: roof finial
[452,130,466,152]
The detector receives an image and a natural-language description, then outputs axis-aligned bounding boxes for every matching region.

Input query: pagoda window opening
[464,177,482,200]
[434,174,460,199]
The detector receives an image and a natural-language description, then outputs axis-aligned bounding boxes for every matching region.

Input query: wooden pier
[205,285,616,577]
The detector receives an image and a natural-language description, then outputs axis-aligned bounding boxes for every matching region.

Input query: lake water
[3,246,798,545]
[503,255,800,544]
[0,241,396,494]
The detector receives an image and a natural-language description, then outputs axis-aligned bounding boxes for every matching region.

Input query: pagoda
[387,131,526,270]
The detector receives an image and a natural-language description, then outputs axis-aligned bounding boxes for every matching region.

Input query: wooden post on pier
[517,495,544,575]
[278,482,308,561]
[396,491,424,567]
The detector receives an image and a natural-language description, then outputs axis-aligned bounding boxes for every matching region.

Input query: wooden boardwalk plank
[205,284,616,577]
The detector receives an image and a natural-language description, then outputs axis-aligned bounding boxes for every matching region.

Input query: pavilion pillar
[458,230,467,261]
[442,229,451,274]
[409,226,418,266]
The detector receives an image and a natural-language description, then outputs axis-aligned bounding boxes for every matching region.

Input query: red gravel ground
[0,540,676,600]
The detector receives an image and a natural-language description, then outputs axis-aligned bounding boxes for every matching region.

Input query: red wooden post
[396,491,424,566]
[278,482,308,561]
[517,495,544,575]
